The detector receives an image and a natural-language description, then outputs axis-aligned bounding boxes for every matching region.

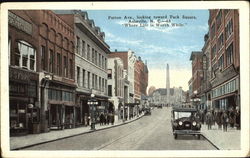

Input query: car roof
[171,107,197,112]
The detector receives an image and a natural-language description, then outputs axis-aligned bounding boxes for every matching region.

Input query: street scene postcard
[1,1,249,158]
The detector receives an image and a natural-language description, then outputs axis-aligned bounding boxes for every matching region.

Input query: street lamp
[87,94,98,130]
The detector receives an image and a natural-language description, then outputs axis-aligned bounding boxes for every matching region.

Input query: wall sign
[8,11,32,35]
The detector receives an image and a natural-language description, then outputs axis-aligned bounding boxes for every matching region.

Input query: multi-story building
[9,10,76,135]
[28,10,76,132]
[209,9,240,111]
[200,33,212,110]
[54,10,110,126]
[109,50,137,119]
[107,57,124,121]
[189,51,204,108]
[8,10,40,136]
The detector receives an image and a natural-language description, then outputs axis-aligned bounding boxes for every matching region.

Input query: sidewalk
[201,123,240,150]
[10,114,144,150]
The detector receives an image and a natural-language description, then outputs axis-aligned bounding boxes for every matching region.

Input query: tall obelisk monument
[166,64,170,105]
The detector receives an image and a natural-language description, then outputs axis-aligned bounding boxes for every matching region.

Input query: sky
[86,10,209,91]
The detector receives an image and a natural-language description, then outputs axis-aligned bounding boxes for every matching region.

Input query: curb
[12,114,144,150]
[201,133,220,150]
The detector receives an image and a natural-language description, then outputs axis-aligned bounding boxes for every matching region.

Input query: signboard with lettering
[8,11,32,35]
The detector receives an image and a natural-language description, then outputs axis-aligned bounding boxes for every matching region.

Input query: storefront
[9,67,39,136]
[211,76,240,111]
[44,80,76,130]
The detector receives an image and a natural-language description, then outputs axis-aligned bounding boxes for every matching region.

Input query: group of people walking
[196,108,240,132]
[99,113,114,126]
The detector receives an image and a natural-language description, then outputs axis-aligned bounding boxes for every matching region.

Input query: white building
[107,57,124,122]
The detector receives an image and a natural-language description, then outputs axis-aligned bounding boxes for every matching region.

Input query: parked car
[171,107,201,139]
[144,107,151,115]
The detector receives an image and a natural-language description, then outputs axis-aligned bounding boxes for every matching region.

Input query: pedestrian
[221,111,229,132]
[111,113,114,125]
[229,109,235,128]
[216,111,222,129]
[206,111,213,130]
[235,110,240,130]
[99,113,104,126]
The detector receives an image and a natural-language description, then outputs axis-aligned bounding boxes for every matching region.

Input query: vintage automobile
[171,107,201,139]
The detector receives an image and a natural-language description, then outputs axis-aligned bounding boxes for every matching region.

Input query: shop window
[17,41,36,71]
[10,100,27,130]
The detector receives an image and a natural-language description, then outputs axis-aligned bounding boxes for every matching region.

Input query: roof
[172,107,197,112]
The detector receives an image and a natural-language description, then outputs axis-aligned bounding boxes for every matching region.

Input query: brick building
[209,9,240,111]
[8,10,40,136]
[27,10,76,132]
[53,10,110,126]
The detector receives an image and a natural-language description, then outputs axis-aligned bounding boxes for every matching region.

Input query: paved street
[24,107,217,150]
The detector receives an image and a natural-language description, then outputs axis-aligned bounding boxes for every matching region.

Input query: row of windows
[76,66,107,92]
[41,45,74,79]
[13,41,36,71]
[212,78,238,98]
[76,37,107,70]
[48,89,74,102]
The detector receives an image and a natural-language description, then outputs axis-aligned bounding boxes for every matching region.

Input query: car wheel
[174,134,177,139]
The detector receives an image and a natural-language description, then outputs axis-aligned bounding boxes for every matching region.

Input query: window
[102,78,104,92]
[217,33,224,51]
[108,69,112,79]
[82,69,85,87]
[102,56,104,68]
[76,36,80,54]
[17,41,36,71]
[105,58,107,70]
[211,44,216,59]
[77,66,80,86]
[224,9,230,16]
[87,72,90,88]
[87,44,90,60]
[210,23,215,39]
[105,79,107,94]
[225,19,233,40]
[95,51,98,65]
[108,85,112,96]
[226,43,233,65]
[82,40,85,57]
[57,53,61,75]
[41,46,46,71]
[64,56,67,77]
[99,53,101,67]
[92,48,95,63]
[216,10,222,30]
[49,49,54,73]
[95,75,98,90]
[92,74,95,89]
[70,59,73,79]
[218,55,224,70]
[99,77,101,91]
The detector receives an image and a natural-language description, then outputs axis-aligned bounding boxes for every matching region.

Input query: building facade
[107,57,124,121]
[8,10,40,136]
[209,9,240,111]
[54,10,110,126]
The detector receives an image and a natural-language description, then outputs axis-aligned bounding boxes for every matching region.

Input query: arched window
[17,40,36,71]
